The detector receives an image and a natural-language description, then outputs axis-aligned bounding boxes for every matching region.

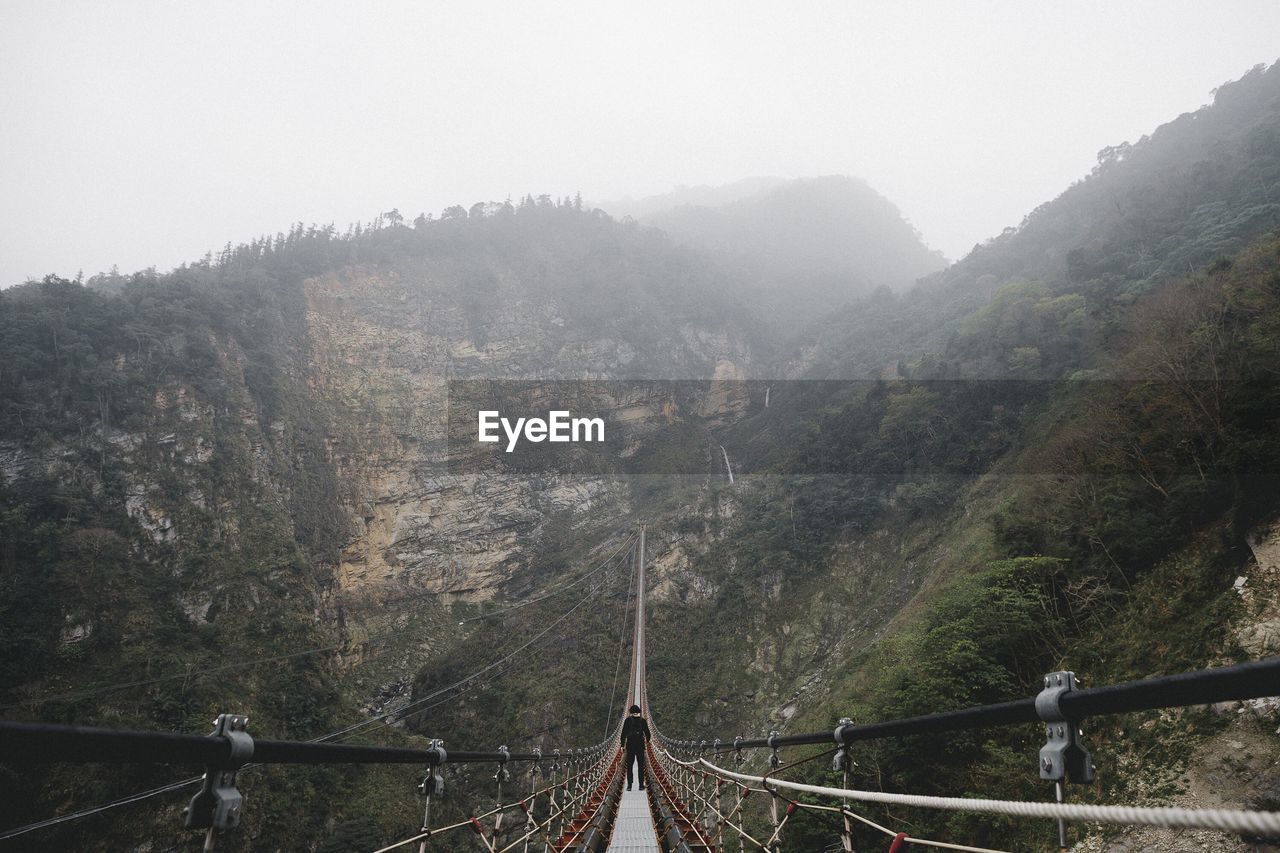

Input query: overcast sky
[2,1,1278,287]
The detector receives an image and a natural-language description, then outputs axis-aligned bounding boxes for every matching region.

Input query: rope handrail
[652,753,766,849]
[658,748,1012,853]
[549,748,624,849]
[693,757,1280,836]
[785,799,1010,853]
[369,752,613,852]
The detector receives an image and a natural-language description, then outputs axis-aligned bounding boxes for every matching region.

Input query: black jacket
[621,715,650,753]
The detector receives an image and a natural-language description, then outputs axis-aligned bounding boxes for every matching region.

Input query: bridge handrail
[661,656,1280,751]
[683,755,1280,837]
[0,718,611,766]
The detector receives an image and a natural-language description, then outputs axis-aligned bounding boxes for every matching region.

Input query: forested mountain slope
[0,203,761,850]
[1,61,1278,853]
[797,61,1280,380]
[637,62,1280,850]
[402,61,1280,853]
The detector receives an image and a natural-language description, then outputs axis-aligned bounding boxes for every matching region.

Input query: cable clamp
[1036,671,1095,783]
[767,730,781,769]
[832,717,855,772]
[418,738,446,797]
[495,744,511,782]
[185,713,253,832]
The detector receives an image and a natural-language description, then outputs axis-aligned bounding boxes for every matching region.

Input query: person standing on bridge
[620,704,650,790]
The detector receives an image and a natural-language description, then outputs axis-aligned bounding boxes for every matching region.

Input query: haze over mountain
[6,3,1280,287]
[604,175,947,331]
[597,177,789,221]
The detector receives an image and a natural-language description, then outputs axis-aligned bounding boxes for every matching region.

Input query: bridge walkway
[604,786,659,851]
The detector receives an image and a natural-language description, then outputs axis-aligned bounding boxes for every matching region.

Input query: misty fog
[4,0,1280,287]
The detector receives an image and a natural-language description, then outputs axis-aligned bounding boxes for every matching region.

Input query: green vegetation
[2,60,1279,853]
[0,196,763,850]
[646,62,1280,850]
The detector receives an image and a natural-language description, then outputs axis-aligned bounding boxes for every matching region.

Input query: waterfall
[719,444,735,485]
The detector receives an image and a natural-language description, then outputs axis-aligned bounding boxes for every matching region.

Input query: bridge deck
[605,786,658,851]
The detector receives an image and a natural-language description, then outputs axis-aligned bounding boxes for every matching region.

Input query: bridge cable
[694,757,1280,836]
[327,536,636,738]
[657,745,1005,852]
[602,548,637,736]
[0,775,203,842]
[356,554,631,743]
[0,529,634,712]
[457,531,635,625]
[0,532,636,840]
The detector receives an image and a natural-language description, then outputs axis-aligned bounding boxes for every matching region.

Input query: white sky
[2,1,1278,286]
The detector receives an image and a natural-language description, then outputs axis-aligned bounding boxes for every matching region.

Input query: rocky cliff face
[301,255,756,604]
[0,213,778,849]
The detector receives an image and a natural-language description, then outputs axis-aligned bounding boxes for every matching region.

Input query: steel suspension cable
[0,775,203,843]
[357,557,630,750]
[0,532,635,841]
[696,758,1280,836]
[323,537,636,740]
[778,799,1010,853]
[603,550,636,736]
[713,657,1280,752]
[457,532,635,625]
[667,745,1011,853]
[0,531,634,713]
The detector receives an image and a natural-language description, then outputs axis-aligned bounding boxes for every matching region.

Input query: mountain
[797,61,1280,381]
[637,61,1280,850]
[2,61,1280,852]
[0,203,762,850]
[608,175,948,333]
[596,176,789,221]
[389,63,1280,849]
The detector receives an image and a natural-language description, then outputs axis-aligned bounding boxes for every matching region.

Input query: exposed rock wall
[302,264,755,602]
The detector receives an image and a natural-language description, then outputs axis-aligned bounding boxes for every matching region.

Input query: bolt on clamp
[832,717,854,773]
[185,714,253,833]
[418,739,446,797]
[767,730,781,769]
[1036,671,1095,784]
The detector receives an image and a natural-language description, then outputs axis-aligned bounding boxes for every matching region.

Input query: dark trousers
[625,748,645,789]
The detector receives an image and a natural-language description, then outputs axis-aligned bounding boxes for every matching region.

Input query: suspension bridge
[2,523,1280,851]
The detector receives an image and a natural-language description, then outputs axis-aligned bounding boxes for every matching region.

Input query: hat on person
[629,705,641,714]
